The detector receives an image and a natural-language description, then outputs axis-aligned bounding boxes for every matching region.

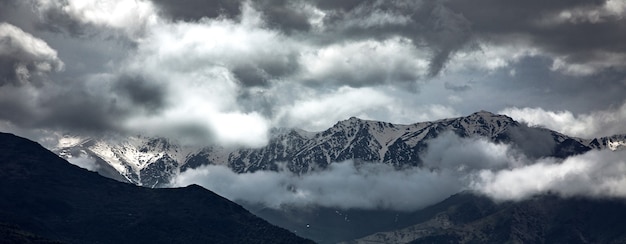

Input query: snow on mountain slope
[53,111,625,186]
[55,136,196,187]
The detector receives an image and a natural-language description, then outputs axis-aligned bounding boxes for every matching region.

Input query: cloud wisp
[500,101,626,138]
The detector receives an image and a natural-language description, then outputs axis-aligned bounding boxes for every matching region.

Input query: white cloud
[275,86,395,131]
[550,52,626,76]
[33,0,159,39]
[500,102,626,138]
[172,160,464,211]
[471,149,626,201]
[538,0,626,26]
[298,37,429,86]
[448,41,539,72]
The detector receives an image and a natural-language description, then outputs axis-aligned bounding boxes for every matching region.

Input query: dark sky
[1,0,626,146]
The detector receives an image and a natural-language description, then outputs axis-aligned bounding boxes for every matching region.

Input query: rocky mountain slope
[54,111,626,187]
[0,132,312,244]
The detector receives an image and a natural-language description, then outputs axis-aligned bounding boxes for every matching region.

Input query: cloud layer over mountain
[173,133,626,211]
[1,0,625,145]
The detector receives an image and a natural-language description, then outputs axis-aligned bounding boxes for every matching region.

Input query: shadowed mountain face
[0,133,312,244]
[349,193,626,244]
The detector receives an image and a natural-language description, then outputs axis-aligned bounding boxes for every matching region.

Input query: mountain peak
[345,116,363,123]
[473,110,496,116]
[467,110,516,122]
[333,116,365,127]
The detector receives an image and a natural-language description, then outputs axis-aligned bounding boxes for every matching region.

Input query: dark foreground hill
[0,132,312,244]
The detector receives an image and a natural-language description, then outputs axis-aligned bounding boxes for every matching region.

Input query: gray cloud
[0,0,625,149]
[173,160,464,211]
[30,0,159,41]
[447,0,626,74]
[311,0,473,77]
[0,81,128,134]
[252,0,313,32]
[151,0,242,21]
[0,22,64,86]
[506,124,557,159]
[112,74,168,114]
[146,0,474,78]
[36,84,127,132]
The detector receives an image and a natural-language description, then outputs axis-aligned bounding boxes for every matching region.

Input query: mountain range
[3,114,626,243]
[45,111,626,243]
[54,111,626,187]
[0,132,311,243]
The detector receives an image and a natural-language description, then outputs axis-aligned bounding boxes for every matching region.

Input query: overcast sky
[1,0,626,146]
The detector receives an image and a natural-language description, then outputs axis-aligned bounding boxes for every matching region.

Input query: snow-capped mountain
[53,111,626,186]
[55,136,189,186]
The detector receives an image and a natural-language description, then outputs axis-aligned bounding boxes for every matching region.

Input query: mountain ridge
[54,111,626,186]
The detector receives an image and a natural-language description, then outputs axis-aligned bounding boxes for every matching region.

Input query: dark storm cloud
[262,0,623,78]
[36,84,126,132]
[113,74,167,113]
[251,0,312,32]
[418,2,473,77]
[483,56,626,113]
[231,65,269,87]
[314,0,374,11]
[148,0,474,78]
[0,86,38,125]
[0,57,28,86]
[151,0,311,32]
[33,3,86,36]
[151,0,242,21]
[310,0,474,77]
[0,81,127,134]
[231,52,300,87]
[446,0,626,69]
